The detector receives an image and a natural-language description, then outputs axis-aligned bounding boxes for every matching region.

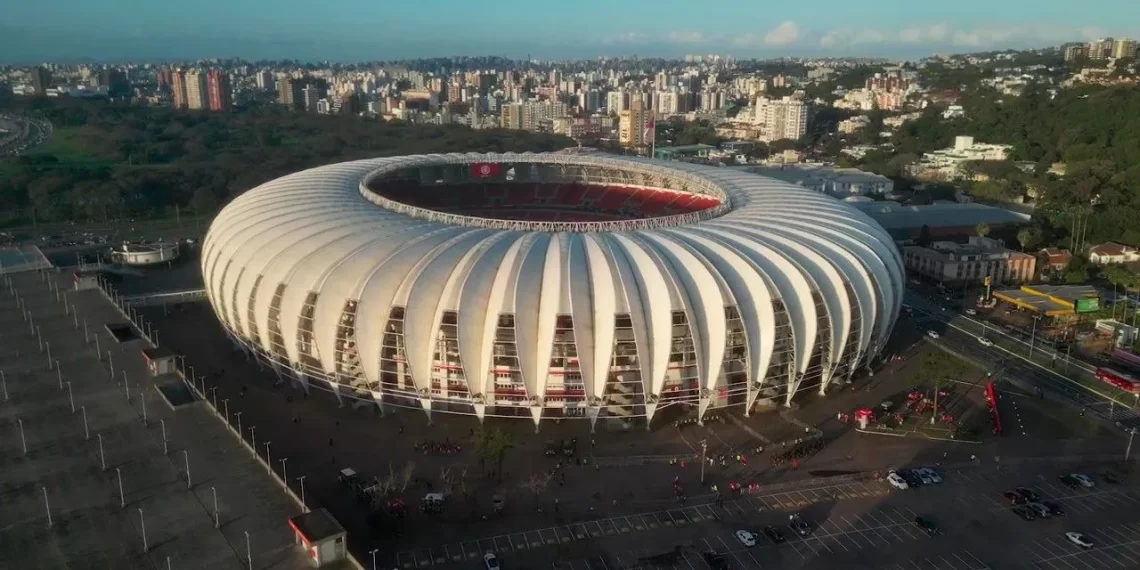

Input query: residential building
[206,71,232,112]
[755,96,807,142]
[902,236,1036,284]
[1112,38,1138,59]
[1064,44,1090,61]
[184,71,208,110]
[1088,242,1140,265]
[31,67,51,95]
[837,116,870,134]
[910,136,1013,180]
[276,77,303,109]
[499,101,568,132]
[171,70,188,109]
[618,100,651,148]
[1037,248,1072,275]
[1088,38,1116,60]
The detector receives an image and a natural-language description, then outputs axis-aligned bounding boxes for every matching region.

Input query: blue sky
[2,0,1138,62]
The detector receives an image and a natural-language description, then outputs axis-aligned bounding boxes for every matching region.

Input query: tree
[1016,226,1041,252]
[916,225,933,248]
[189,187,218,215]
[975,222,991,238]
[472,426,513,482]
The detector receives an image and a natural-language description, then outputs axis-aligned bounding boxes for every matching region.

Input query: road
[903,292,1140,429]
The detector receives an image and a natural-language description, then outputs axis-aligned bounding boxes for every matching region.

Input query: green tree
[472,426,513,482]
[975,222,991,238]
[1016,226,1041,252]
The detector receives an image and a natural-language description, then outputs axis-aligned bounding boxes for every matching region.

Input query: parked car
[1012,506,1036,521]
[1026,503,1051,518]
[887,471,909,490]
[484,552,501,570]
[926,330,940,339]
[1065,532,1094,549]
[914,516,940,535]
[763,526,786,543]
[734,530,757,547]
[1067,473,1096,488]
[914,467,943,484]
[1042,501,1066,516]
[1015,487,1041,502]
[789,514,812,536]
[1002,491,1026,505]
[701,551,730,570]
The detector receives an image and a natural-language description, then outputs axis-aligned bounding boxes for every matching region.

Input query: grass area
[25,126,114,166]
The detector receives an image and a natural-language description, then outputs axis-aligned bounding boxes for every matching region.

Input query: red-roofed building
[1088,242,1140,265]
[1037,248,1072,273]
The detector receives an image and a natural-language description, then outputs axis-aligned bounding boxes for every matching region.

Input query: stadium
[202,152,904,427]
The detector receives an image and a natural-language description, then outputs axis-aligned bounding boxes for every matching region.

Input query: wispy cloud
[819,22,1109,49]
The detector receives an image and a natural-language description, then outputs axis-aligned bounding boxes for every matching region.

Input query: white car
[735,529,758,547]
[977,337,994,347]
[484,553,501,570]
[926,330,940,339]
[965,308,977,315]
[1065,532,1094,549]
[1070,473,1096,488]
[887,471,909,490]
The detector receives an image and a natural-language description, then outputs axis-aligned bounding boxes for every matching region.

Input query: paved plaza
[0,269,328,570]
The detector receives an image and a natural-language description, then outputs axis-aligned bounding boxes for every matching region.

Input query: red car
[1002,491,1026,505]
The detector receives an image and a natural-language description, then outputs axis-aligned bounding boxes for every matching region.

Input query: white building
[912,136,1013,180]
[755,96,807,142]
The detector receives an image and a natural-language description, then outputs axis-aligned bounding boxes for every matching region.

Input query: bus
[1095,367,1140,393]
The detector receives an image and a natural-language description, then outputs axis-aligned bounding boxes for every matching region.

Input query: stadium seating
[370,181,721,221]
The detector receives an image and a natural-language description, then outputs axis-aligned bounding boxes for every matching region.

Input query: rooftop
[289,509,346,543]
[849,201,1030,231]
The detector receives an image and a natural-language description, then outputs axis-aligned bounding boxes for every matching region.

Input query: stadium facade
[202,152,904,428]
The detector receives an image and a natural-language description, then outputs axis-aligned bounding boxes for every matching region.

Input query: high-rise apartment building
[618,100,651,148]
[276,78,303,109]
[184,71,208,110]
[206,71,232,112]
[255,71,273,90]
[171,70,188,109]
[1088,38,1116,60]
[756,96,808,142]
[1063,44,1090,62]
[499,101,568,131]
[1112,38,1137,59]
[99,69,130,98]
[31,67,52,95]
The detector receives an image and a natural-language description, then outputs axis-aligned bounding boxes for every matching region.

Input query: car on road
[483,552,501,570]
[887,471,909,490]
[701,551,730,570]
[1063,473,1095,488]
[1012,506,1036,521]
[1026,503,1051,518]
[1002,491,1027,505]
[914,516,940,535]
[1065,532,1094,549]
[763,526,786,543]
[1042,501,1066,516]
[965,308,977,315]
[977,336,994,347]
[914,467,943,484]
[926,330,940,339]
[1015,487,1041,502]
[734,530,757,547]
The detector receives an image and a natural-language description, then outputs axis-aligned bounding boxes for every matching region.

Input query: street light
[1127,428,1137,462]
[1029,315,1042,359]
[280,457,288,488]
[370,549,379,570]
[297,476,307,512]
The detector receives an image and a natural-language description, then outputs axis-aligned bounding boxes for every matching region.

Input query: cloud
[763,21,801,46]
[818,22,1109,50]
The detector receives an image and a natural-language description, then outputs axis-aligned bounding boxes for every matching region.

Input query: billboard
[1075,298,1100,313]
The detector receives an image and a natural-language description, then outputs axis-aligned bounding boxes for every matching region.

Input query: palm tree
[472,426,513,482]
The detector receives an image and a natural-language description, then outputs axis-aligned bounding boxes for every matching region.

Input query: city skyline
[2,0,1139,63]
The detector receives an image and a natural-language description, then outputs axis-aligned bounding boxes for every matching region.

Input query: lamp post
[1029,315,1042,359]
[249,426,256,449]
[698,439,708,485]
[81,406,89,440]
[234,411,242,437]
[370,549,379,570]
[280,458,288,489]
[1127,428,1137,462]
[212,486,220,528]
[297,476,307,512]
[264,441,271,467]
[184,450,191,488]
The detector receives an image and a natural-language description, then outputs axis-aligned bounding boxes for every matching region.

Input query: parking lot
[1028,522,1140,569]
[394,479,894,568]
[394,458,1138,569]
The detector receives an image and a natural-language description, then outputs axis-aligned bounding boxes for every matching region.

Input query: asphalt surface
[395,459,1140,570]
[903,292,1140,429]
